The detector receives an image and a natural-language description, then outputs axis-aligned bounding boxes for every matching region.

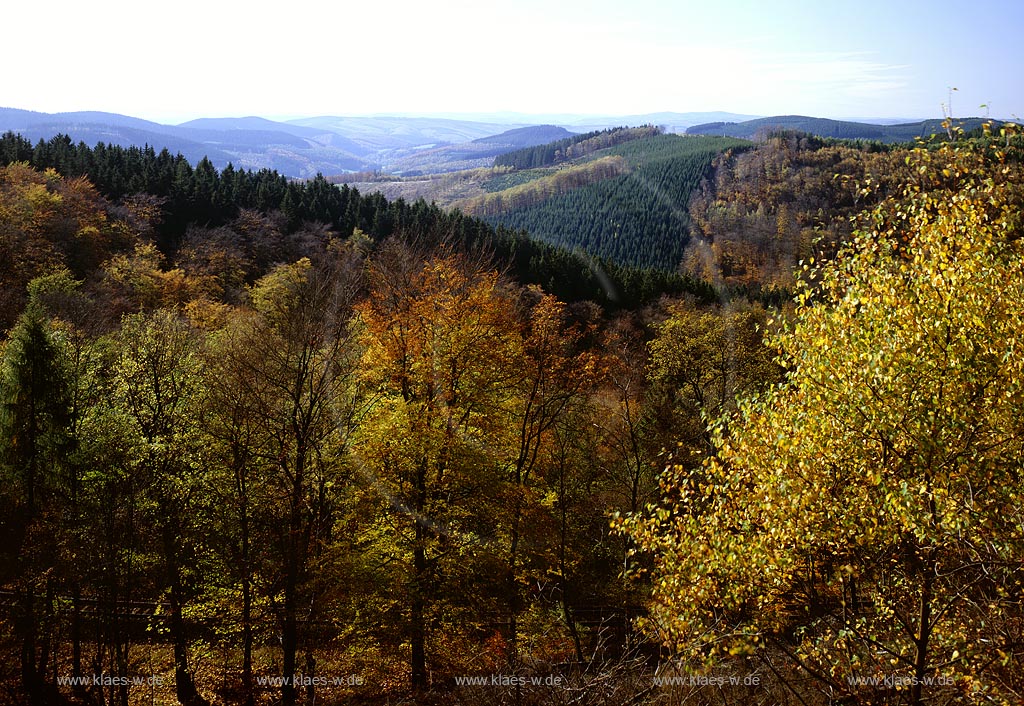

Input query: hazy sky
[4,0,1022,123]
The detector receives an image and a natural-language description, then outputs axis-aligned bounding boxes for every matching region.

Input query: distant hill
[382,125,581,175]
[350,111,763,130]
[285,115,522,152]
[180,115,325,136]
[0,107,50,124]
[686,115,998,142]
[178,116,371,155]
[283,115,576,174]
[837,116,927,125]
[48,110,176,132]
[567,111,762,132]
[12,108,977,180]
[472,125,575,148]
[5,120,239,168]
[0,109,590,177]
[0,108,371,176]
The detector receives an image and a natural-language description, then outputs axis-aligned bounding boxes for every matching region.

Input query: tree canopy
[620,126,1024,704]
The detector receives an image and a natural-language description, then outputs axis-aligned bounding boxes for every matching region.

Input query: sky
[3,0,1022,124]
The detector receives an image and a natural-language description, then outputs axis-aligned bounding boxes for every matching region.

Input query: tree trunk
[507,517,520,668]
[410,455,429,691]
[164,521,208,706]
[558,463,584,663]
[114,634,130,706]
[281,454,305,706]
[911,566,934,706]
[282,576,298,706]
[241,562,254,706]
[19,587,40,702]
[411,526,428,690]
[233,443,256,706]
[71,583,88,702]
[304,650,316,706]
[39,578,54,690]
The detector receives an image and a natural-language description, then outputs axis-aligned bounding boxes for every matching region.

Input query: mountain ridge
[1,107,979,178]
[686,114,1003,142]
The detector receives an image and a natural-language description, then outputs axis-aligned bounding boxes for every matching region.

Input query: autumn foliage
[621,127,1024,704]
[2,126,1022,705]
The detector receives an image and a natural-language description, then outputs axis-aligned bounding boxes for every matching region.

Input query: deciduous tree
[621,130,1024,704]
[354,244,518,689]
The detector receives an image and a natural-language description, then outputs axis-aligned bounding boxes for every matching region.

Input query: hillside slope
[484,134,751,270]
[337,130,752,271]
[683,132,908,294]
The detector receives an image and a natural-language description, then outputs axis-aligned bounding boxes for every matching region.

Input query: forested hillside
[0,131,711,326]
[493,126,660,169]
[332,129,750,272]
[485,134,751,270]
[0,128,766,706]
[2,122,1023,706]
[687,114,997,142]
[453,156,630,216]
[683,132,904,295]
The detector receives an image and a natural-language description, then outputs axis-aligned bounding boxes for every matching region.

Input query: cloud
[761,52,910,89]
[749,52,911,111]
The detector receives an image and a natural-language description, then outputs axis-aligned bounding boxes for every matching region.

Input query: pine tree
[0,302,74,702]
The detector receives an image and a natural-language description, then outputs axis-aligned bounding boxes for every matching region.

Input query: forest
[685,115,998,142]
[453,156,630,217]
[492,127,659,170]
[484,134,751,269]
[1,122,1023,706]
[329,130,751,272]
[0,132,712,324]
